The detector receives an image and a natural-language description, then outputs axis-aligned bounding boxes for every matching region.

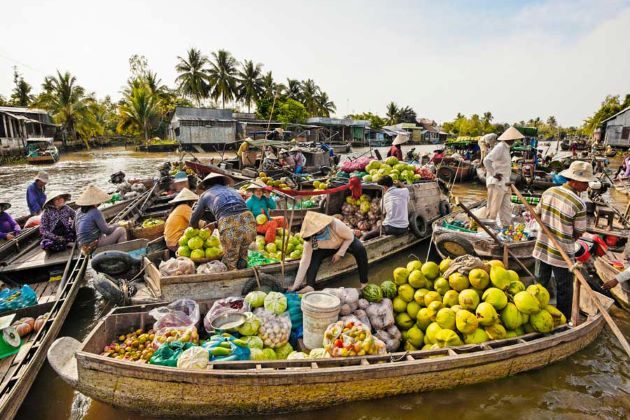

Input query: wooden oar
[453,197,535,278]
[511,184,630,358]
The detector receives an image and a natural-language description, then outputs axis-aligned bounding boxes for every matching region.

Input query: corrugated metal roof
[172,107,233,121]
[0,106,49,114]
[601,106,630,124]
[307,117,370,127]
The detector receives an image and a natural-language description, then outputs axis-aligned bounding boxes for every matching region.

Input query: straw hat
[169,188,199,204]
[392,133,409,146]
[246,181,267,191]
[75,185,110,206]
[0,202,10,212]
[300,211,335,239]
[173,171,188,183]
[290,146,301,152]
[44,192,71,208]
[560,161,596,183]
[202,173,234,187]
[265,151,278,160]
[35,171,49,183]
[498,127,524,141]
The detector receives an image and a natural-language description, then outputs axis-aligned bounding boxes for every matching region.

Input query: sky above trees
[1,0,629,126]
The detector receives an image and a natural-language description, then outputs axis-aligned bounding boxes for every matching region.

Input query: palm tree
[284,79,302,101]
[300,79,320,116]
[207,49,238,109]
[385,102,399,125]
[175,48,210,107]
[35,70,90,143]
[117,85,160,142]
[398,106,416,123]
[315,92,336,117]
[482,112,493,124]
[237,60,264,113]
[11,70,33,107]
[547,115,557,127]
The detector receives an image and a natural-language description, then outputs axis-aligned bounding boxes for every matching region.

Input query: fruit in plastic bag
[264,292,287,315]
[274,342,294,359]
[256,309,291,348]
[245,291,267,308]
[237,312,260,336]
[309,348,331,358]
[159,257,195,276]
[241,336,264,349]
[176,346,209,369]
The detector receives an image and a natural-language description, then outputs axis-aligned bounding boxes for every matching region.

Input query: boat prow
[47,336,81,388]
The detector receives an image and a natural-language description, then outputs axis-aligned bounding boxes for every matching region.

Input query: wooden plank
[0,246,76,273]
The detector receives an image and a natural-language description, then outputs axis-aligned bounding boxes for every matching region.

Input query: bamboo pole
[511,184,630,357]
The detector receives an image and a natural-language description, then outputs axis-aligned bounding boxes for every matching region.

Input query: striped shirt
[533,184,586,268]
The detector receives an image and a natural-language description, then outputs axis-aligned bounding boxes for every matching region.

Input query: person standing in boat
[75,185,128,253]
[246,182,286,244]
[361,176,409,240]
[483,126,521,226]
[533,161,594,320]
[290,147,306,174]
[190,173,256,270]
[26,171,49,216]
[387,135,405,161]
[39,192,75,252]
[479,133,497,167]
[289,211,368,292]
[164,188,199,252]
[0,201,21,241]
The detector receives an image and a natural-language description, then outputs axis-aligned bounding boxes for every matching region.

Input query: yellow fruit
[424,322,442,345]
[487,260,505,269]
[439,258,452,273]
[513,291,541,314]
[393,296,408,313]
[435,329,463,347]
[406,260,422,272]
[530,310,554,333]
[427,300,443,313]
[526,284,550,309]
[393,267,409,285]
[406,301,421,319]
[423,291,442,307]
[442,290,459,307]
[463,328,488,344]
[416,308,435,330]
[468,268,490,290]
[458,289,480,311]
[448,273,470,292]
[485,324,507,340]
[507,280,526,296]
[433,277,450,295]
[545,305,567,327]
[435,308,456,330]
[406,326,425,347]
[408,270,427,288]
[455,309,478,334]
[506,270,520,283]
[421,262,440,280]
[475,302,499,327]
[414,288,430,306]
[482,287,508,310]
[398,284,415,303]
[489,265,510,290]
[501,303,522,330]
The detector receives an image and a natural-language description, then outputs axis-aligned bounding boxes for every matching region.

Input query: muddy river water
[3,145,628,419]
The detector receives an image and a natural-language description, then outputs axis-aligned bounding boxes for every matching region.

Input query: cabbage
[264,292,288,315]
[274,342,294,360]
[287,351,309,360]
[242,336,263,349]
[262,348,277,360]
[245,291,267,308]
[250,348,265,360]
[236,312,260,336]
[308,348,331,359]
[176,346,209,369]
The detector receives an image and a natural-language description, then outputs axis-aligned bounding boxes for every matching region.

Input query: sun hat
[300,211,335,239]
[169,188,199,204]
[35,171,49,183]
[559,161,596,183]
[201,173,234,187]
[498,127,524,141]
[265,151,278,159]
[290,146,301,152]
[75,185,110,206]
[392,133,409,146]
[0,202,11,212]
[173,171,188,183]
[246,181,268,191]
[44,192,71,208]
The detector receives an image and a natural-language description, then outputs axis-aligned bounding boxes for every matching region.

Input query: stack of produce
[498,223,529,242]
[101,328,157,362]
[176,227,224,262]
[312,180,330,191]
[340,156,375,174]
[387,258,566,351]
[253,172,293,190]
[141,218,164,229]
[252,227,304,261]
[322,320,387,357]
[337,193,382,233]
[244,291,295,360]
[363,157,434,184]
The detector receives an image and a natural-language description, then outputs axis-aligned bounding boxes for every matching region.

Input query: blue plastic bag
[202,334,250,362]
[0,285,38,313]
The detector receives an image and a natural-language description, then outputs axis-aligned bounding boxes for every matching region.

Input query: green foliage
[442,112,503,137]
[10,69,33,107]
[175,48,210,106]
[207,49,238,109]
[237,59,264,113]
[346,112,386,129]
[583,94,630,135]
[117,84,160,141]
[276,98,309,125]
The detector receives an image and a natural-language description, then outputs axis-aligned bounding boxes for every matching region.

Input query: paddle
[511,184,630,358]
[453,197,535,278]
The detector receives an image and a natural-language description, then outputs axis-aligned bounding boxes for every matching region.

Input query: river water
[5,145,629,419]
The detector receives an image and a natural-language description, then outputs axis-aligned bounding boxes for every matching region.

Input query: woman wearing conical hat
[39,192,75,252]
[165,188,199,252]
[0,201,21,241]
[75,185,127,251]
[288,211,368,292]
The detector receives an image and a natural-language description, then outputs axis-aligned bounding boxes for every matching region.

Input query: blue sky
[1,0,629,126]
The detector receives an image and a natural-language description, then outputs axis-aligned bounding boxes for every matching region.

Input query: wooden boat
[25,138,59,164]
[184,160,253,183]
[329,142,351,154]
[593,257,629,311]
[47,291,613,417]
[435,158,477,183]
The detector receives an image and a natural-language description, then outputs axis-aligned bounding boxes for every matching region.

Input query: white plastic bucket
[301,291,341,350]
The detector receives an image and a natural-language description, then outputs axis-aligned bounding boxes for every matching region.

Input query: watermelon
[362,284,383,303]
[380,281,397,299]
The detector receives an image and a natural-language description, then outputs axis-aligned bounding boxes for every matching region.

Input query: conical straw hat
[169,188,199,204]
[246,181,267,191]
[498,126,524,141]
[392,133,409,145]
[44,192,71,208]
[300,211,335,239]
[202,173,234,187]
[75,185,110,206]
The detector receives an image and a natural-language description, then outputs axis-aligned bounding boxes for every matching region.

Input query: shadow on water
[11,146,630,419]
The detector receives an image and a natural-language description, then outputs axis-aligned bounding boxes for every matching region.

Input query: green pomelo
[482,287,508,310]
[506,269,520,283]
[435,329,463,347]
[507,280,526,296]
[403,341,418,352]
[424,322,442,344]
[455,309,478,334]
[448,273,470,292]
[190,249,205,260]
[408,270,427,288]
[433,277,450,295]
[439,258,452,273]
[530,310,554,333]
[423,291,442,307]
[393,267,409,285]
[177,245,191,257]
[500,303,522,330]
[513,291,541,314]
[442,290,459,307]
[392,297,408,313]
[406,301,421,319]
[395,312,414,330]
[398,284,415,303]
[187,236,204,250]
[427,301,443,313]
[435,308,456,330]
[414,288,430,306]
[421,261,440,280]
[489,265,510,290]
[545,305,566,327]
[485,324,507,340]
[463,328,489,344]
[526,284,550,309]
[406,260,422,272]
[416,308,435,331]
[458,289,480,311]
[475,302,499,327]
[406,326,425,347]
[468,268,490,290]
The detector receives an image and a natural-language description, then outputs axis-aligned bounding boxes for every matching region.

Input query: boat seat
[594,207,616,230]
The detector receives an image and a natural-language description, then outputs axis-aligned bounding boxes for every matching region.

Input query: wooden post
[502,245,509,268]
[571,276,580,326]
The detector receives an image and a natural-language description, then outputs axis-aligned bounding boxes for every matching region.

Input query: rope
[252,267,261,289]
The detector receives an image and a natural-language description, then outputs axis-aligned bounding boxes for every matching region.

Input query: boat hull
[27,155,58,164]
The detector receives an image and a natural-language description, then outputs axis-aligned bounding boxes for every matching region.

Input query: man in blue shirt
[26,171,49,215]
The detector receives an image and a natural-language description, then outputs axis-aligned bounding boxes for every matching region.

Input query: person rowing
[0,201,21,241]
[26,171,48,216]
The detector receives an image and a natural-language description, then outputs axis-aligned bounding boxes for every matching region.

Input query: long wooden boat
[47,292,613,417]
[434,158,477,183]
[184,160,253,182]
[330,142,351,154]
[594,256,630,311]
[25,138,59,165]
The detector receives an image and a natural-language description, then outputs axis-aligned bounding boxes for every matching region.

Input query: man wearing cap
[26,171,49,215]
[483,127,521,226]
[165,188,199,252]
[533,161,593,320]
[0,201,21,241]
[190,173,256,270]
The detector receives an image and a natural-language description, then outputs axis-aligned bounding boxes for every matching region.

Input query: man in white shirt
[362,175,409,240]
[483,127,523,226]
[479,133,497,167]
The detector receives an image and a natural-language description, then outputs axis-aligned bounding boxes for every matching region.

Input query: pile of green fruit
[177,227,224,262]
[101,328,156,362]
[254,228,304,261]
[142,218,164,229]
[362,157,426,184]
[386,258,566,351]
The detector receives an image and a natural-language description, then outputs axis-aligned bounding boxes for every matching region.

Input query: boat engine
[587,178,610,201]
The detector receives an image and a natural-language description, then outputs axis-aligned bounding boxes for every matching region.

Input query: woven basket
[132,223,165,241]
[176,251,224,264]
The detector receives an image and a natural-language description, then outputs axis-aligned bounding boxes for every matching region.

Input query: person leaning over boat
[533,161,594,320]
[26,171,49,216]
[361,176,409,241]
[190,173,256,270]
[75,185,127,253]
[602,266,630,292]
[289,211,368,292]
[164,188,198,252]
[0,201,21,241]
[483,127,520,226]
[39,192,75,252]
[245,182,286,244]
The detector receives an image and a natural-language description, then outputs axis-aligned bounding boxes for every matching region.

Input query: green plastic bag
[247,251,278,268]
[148,341,193,367]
